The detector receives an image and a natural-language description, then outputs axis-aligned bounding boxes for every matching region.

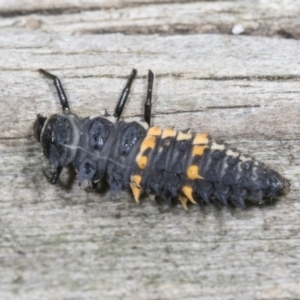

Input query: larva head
[33,113,80,168]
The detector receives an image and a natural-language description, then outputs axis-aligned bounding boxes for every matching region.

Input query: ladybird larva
[34,69,290,210]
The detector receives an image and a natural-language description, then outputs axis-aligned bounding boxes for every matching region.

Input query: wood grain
[1,0,300,38]
[0,1,300,299]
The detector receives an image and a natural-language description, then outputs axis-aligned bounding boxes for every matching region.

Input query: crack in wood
[0,1,219,18]
[156,73,300,82]
[65,74,300,82]
[154,105,261,116]
[0,135,34,140]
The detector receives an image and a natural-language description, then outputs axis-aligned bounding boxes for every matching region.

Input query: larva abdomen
[128,125,290,209]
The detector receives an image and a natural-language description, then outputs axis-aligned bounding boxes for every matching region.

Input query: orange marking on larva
[140,136,156,152]
[147,126,162,136]
[182,186,197,204]
[131,174,142,188]
[177,131,192,141]
[192,145,207,156]
[130,183,141,203]
[179,195,189,211]
[161,128,176,139]
[137,155,148,169]
[187,165,203,180]
[193,133,209,145]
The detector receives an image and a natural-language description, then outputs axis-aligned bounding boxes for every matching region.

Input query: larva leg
[38,69,70,114]
[114,69,137,120]
[144,70,154,126]
[50,165,63,184]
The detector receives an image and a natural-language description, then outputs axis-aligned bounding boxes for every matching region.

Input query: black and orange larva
[34,69,290,210]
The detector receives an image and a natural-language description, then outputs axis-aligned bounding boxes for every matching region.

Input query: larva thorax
[34,69,290,210]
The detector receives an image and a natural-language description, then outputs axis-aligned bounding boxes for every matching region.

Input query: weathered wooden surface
[1,0,300,39]
[0,1,300,299]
